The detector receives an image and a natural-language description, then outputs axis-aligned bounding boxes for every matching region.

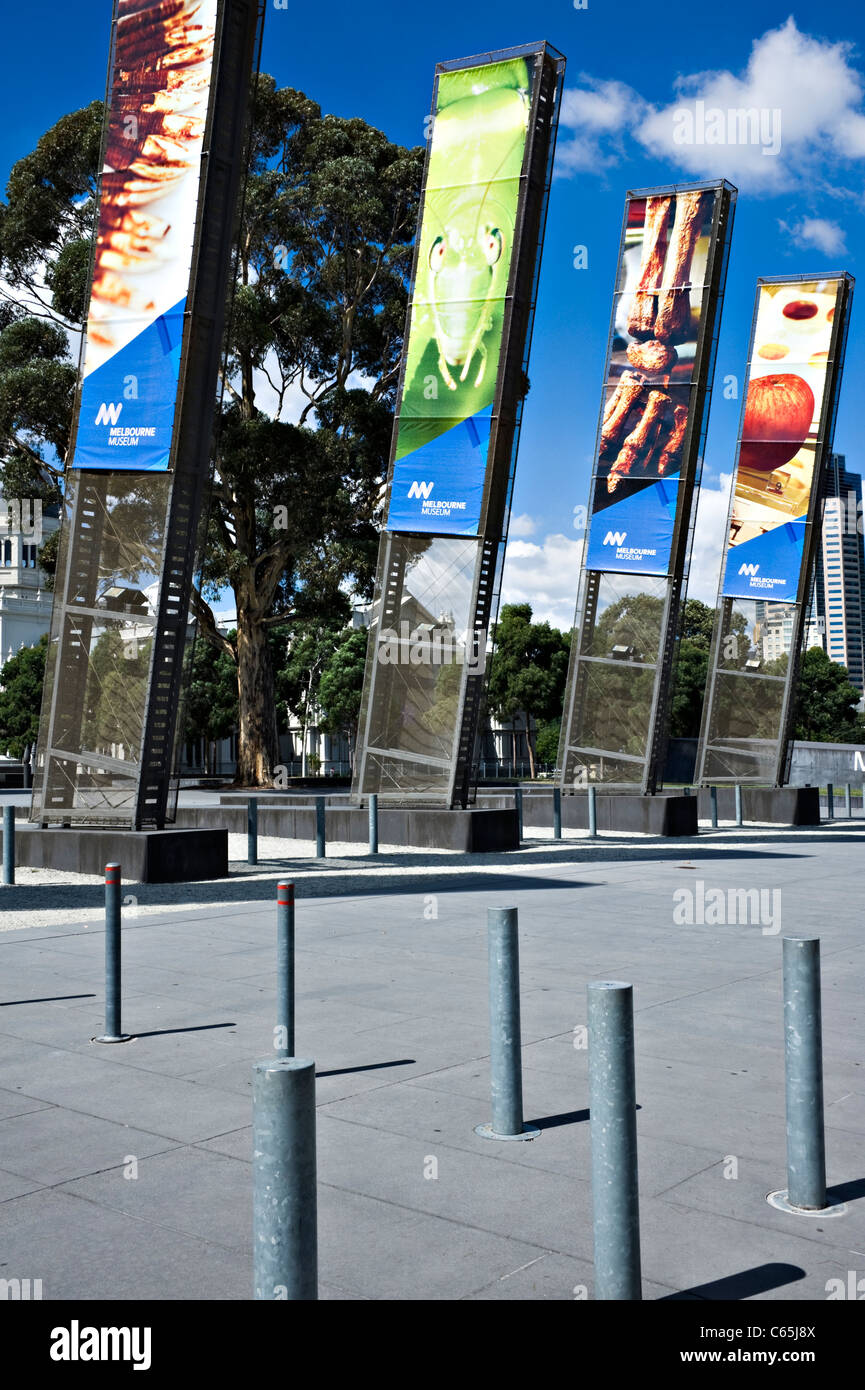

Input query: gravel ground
[1,821,863,933]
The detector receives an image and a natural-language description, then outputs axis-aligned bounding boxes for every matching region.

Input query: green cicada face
[426,200,506,374]
[413,63,531,394]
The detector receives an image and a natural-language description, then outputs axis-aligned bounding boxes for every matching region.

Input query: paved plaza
[1,822,864,1300]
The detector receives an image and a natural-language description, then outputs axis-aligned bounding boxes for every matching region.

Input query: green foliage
[318,627,368,743]
[535,717,561,765]
[0,635,46,756]
[794,646,865,743]
[487,604,571,771]
[183,637,239,747]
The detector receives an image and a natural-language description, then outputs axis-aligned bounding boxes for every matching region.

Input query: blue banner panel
[75,300,186,471]
[722,518,805,602]
[386,407,491,535]
[585,477,679,575]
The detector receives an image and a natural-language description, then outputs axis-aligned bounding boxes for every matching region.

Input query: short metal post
[315,797,325,858]
[253,1057,318,1299]
[368,794,378,855]
[710,785,718,828]
[276,882,295,1057]
[95,863,130,1044]
[588,784,597,838]
[2,804,14,885]
[588,981,642,1300]
[826,783,834,820]
[845,783,852,818]
[735,783,743,827]
[475,908,539,1142]
[514,787,523,840]
[553,787,562,840]
[781,937,827,1211]
[247,797,258,866]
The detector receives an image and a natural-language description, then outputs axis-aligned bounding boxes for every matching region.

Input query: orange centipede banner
[74,0,219,471]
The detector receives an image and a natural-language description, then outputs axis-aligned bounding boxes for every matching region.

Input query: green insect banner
[385,58,532,535]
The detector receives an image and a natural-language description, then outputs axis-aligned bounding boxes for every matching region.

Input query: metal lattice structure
[30,0,263,828]
[696,271,855,787]
[353,42,566,808]
[557,180,737,794]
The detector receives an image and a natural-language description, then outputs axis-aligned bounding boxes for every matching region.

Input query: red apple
[740,373,814,472]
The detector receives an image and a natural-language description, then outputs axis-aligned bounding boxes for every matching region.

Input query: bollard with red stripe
[94,863,131,1043]
[276,881,295,1056]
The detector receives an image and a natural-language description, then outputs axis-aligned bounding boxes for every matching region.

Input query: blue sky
[4,1,865,624]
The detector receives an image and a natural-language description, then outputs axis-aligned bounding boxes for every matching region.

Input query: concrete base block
[13,826,229,882]
[176,804,519,852]
[476,791,697,837]
[697,786,820,826]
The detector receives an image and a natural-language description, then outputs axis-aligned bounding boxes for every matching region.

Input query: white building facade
[0,498,59,667]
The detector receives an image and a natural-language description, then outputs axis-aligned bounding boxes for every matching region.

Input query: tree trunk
[526,719,536,781]
[235,596,279,785]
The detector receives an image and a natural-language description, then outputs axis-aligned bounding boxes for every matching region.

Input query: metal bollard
[588,981,642,1300]
[368,794,378,855]
[553,786,562,840]
[588,784,598,838]
[247,797,258,866]
[276,881,295,1057]
[514,787,523,841]
[781,937,827,1211]
[735,784,743,827]
[710,785,718,828]
[845,783,852,818]
[315,797,326,858]
[95,863,131,1044]
[475,908,539,1142]
[252,1057,318,1299]
[826,783,834,820]
[2,803,14,885]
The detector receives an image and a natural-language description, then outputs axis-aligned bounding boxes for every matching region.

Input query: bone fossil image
[626,339,677,373]
[627,196,672,340]
[87,0,215,348]
[656,403,689,477]
[601,370,646,455]
[653,191,704,345]
[607,389,671,493]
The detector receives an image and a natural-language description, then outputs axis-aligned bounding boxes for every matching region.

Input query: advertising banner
[385,58,533,536]
[721,278,844,602]
[73,0,220,472]
[557,179,736,794]
[584,188,719,575]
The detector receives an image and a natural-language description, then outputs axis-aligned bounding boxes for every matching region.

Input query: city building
[0,495,60,667]
[810,454,865,691]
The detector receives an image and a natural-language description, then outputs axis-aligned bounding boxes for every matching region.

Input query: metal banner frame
[696,271,855,787]
[352,42,566,808]
[30,0,263,828]
[557,179,737,794]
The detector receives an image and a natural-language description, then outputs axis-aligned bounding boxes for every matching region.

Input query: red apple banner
[722,278,843,601]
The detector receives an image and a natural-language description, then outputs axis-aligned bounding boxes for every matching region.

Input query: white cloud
[507,513,537,538]
[557,18,865,195]
[779,216,847,256]
[557,78,648,174]
[687,474,733,604]
[500,532,583,629]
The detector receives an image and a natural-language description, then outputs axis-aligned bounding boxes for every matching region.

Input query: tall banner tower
[696,272,854,786]
[30,0,263,828]
[352,43,566,807]
[557,180,736,794]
